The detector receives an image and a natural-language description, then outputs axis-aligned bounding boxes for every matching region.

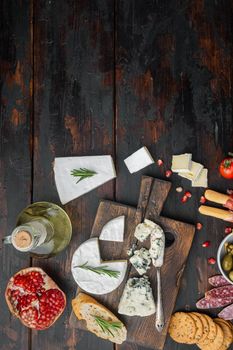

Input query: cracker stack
[168,312,233,350]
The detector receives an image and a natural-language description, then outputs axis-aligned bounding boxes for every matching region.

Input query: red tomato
[219,158,233,179]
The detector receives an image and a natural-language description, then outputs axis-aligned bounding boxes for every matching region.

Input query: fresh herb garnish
[74,261,120,278]
[70,168,97,184]
[92,315,122,336]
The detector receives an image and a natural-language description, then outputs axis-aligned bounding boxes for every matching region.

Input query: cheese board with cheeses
[70,176,196,349]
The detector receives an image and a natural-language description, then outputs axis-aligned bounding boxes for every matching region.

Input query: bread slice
[72,292,127,344]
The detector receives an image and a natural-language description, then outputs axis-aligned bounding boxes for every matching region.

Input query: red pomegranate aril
[165,170,172,178]
[196,222,203,230]
[185,191,192,198]
[202,241,210,248]
[181,195,188,203]
[208,257,216,265]
[157,159,164,166]
[225,227,233,234]
[200,196,206,204]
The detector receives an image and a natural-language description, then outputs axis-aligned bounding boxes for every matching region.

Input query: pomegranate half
[5,267,66,330]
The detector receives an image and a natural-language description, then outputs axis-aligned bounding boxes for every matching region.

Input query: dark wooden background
[0,1,233,349]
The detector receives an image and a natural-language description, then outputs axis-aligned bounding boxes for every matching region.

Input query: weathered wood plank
[0,1,32,349]
[32,0,115,349]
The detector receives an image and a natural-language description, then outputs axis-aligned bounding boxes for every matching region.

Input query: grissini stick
[199,205,233,222]
[204,190,233,210]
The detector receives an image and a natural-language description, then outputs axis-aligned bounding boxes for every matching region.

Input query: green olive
[222,254,233,272]
[229,271,233,281]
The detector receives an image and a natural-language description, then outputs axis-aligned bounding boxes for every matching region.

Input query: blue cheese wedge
[192,168,208,188]
[149,223,165,268]
[124,146,154,174]
[71,238,127,295]
[99,216,125,242]
[134,219,156,242]
[118,276,156,317]
[171,153,192,173]
[54,156,116,204]
[178,161,203,182]
[129,248,151,275]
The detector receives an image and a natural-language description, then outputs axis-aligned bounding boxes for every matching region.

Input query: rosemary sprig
[70,168,97,184]
[92,315,122,336]
[74,261,120,278]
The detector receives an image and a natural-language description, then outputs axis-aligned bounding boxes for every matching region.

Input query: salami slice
[218,303,233,320]
[208,275,230,288]
[205,285,233,299]
[196,296,233,309]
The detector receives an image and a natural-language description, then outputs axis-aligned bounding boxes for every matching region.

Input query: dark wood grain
[32,1,114,350]
[0,1,32,349]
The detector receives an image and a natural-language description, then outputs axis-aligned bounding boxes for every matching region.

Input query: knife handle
[155,267,164,332]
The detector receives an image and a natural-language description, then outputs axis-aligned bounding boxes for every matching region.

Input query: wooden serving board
[70,177,195,349]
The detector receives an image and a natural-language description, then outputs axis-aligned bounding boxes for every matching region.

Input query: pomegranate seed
[157,159,164,166]
[200,196,206,204]
[202,241,210,248]
[196,222,203,230]
[208,257,216,265]
[225,227,233,234]
[227,189,233,195]
[185,191,192,198]
[181,195,188,203]
[165,170,172,178]
[176,187,183,193]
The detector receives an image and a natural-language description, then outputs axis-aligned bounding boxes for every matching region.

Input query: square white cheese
[171,153,192,173]
[178,161,203,182]
[192,168,208,187]
[54,156,116,204]
[124,146,154,173]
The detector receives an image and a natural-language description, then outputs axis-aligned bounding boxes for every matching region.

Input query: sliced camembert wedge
[192,168,208,187]
[129,248,151,275]
[149,223,165,267]
[124,146,154,174]
[178,161,203,182]
[134,219,156,242]
[118,276,156,317]
[171,153,192,173]
[71,238,127,295]
[99,216,125,242]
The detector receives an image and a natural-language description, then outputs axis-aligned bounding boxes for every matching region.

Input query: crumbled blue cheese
[129,248,151,275]
[127,243,137,257]
[134,219,156,242]
[118,276,156,317]
[149,223,165,268]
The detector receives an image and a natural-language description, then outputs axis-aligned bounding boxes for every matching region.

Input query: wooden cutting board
[70,176,195,349]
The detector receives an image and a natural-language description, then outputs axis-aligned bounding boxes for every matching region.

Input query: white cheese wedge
[99,216,125,242]
[178,161,203,182]
[192,168,208,187]
[171,153,192,173]
[134,219,156,242]
[54,156,116,204]
[124,146,154,173]
[149,223,165,268]
[118,276,156,317]
[71,238,127,295]
[129,248,151,275]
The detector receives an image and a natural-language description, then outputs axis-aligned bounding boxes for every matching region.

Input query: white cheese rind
[124,146,154,174]
[149,224,165,268]
[129,248,151,275]
[118,276,156,317]
[71,238,127,295]
[171,153,192,173]
[99,216,125,242]
[192,168,208,187]
[178,161,203,182]
[54,156,116,204]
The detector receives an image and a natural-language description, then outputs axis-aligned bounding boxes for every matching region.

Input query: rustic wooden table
[0,1,233,349]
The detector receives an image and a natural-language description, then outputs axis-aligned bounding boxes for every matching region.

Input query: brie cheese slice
[171,153,192,173]
[149,223,165,268]
[71,238,127,295]
[178,161,203,182]
[118,276,156,317]
[54,156,116,204]
[124,146,154,173]
[99,216,125,242]
[192,168,208,187]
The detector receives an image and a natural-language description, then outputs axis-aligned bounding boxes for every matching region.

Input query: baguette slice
[72,293,127,344]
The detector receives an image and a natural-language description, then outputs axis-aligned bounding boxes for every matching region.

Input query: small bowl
[217,233,233,285]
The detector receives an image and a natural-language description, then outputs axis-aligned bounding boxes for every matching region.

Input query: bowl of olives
[217,233,233,284]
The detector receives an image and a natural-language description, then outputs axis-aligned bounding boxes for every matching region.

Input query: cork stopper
[13,230,32,249]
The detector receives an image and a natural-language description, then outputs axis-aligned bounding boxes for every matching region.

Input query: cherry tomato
[219,158,233,179]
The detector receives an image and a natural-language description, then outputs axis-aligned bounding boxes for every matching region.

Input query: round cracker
[192,312,209,343]
[168,312,197,344]
[197,323,224,350]
[197,314,217,346]
[189,313,204,342]
[214,318,232,350]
